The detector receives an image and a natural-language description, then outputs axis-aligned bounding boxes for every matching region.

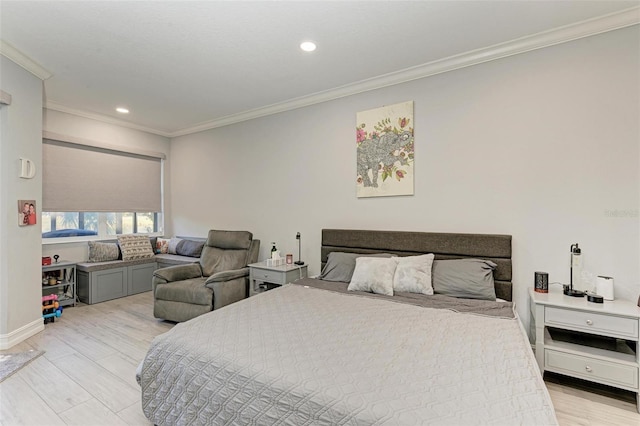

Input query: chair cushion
[200,246,248,277]
[206,230,253,250]
[154,277,211,306]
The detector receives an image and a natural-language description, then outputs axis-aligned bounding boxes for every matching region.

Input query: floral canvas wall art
[356,101,414,197]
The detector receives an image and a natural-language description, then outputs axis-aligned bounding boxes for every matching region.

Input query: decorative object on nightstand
[534,271,549,293]
[248,261,308,296]
[586,294,603,303]
[596,275,615,300]
[564,243,585,297]
[530,286,640,412]
[266,243,285,267]
[295,232,304,265]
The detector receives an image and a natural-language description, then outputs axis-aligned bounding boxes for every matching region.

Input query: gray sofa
[152,230,260,322]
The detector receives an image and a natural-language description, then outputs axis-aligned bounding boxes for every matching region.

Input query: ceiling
[1,1,638,137]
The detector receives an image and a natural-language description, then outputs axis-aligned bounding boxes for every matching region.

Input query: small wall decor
[18,199,37,226]
[19,158,36,179]
[356,101,414,198]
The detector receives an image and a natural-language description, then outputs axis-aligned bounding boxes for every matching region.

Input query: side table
[248,262,308,297]
[42,260,77,307]
[530,286,640,412]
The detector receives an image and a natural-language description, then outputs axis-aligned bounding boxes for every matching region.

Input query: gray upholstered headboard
[321,229,513,301]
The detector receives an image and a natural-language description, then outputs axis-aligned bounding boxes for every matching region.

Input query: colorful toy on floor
[42,294,63,324]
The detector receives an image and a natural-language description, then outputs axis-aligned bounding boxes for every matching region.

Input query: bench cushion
[77,257,156,273]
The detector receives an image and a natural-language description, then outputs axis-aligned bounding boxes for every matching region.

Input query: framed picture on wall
[356,100,414,198]
[18,199,37,226]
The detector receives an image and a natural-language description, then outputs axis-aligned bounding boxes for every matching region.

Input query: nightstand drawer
[545,349,638,389]
[251,268,286,285]
[545,307,638,339]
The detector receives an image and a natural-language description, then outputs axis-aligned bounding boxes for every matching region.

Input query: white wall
[41,109,172,262]
[169,26,639,332]
[0,57,44,348]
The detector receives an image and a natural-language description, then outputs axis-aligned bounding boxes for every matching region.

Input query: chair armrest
[204,267,249,287]
[153,263,203,284]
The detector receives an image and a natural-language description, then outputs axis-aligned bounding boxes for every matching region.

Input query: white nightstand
[248,262,308,297]
[530,286,640,412]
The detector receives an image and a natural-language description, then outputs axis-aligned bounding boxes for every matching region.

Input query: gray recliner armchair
[152,230,260,322]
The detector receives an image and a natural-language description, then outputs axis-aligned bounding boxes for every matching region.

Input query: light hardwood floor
[1,291,639,426]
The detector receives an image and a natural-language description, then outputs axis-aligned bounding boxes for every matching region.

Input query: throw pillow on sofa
[88,241,120,262]
[156,238,169,254]
[117,235,155,261]
[167,237,182,254]
[175,239,205,258]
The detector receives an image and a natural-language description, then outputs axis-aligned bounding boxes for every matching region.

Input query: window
[41,212,161,238]
[42,134,164,240]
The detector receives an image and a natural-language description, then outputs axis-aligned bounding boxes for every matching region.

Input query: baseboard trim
[0,319,44,350]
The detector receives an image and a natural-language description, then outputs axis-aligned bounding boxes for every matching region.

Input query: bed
[139,229,557,425]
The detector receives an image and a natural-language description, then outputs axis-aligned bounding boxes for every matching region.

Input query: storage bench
[77,258,157,304]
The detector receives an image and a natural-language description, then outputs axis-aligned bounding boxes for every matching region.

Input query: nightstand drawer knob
[586,319,593,325]
[585,366,592,373]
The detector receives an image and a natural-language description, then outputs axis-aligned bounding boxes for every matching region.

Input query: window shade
[43,139,162,212]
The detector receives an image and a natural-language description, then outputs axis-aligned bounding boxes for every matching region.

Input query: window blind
[42,139,162,213]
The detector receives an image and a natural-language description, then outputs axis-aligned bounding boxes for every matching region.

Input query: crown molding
[0,39,52,80]
[31,6,640,138]
[45,101,173,138]
[172,6,639,138]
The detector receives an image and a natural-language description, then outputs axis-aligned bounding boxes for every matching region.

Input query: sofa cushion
[154,277,210,305]
[117,234,155,261]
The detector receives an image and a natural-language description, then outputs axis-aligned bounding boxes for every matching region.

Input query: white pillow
[167,237,183,254]
[348,257,397,296]
[393,254,435,295]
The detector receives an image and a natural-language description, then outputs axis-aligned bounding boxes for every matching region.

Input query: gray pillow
[176,239,205,258]
[88,241,120,263]
[320,252,394,282]
[432,258,497,301]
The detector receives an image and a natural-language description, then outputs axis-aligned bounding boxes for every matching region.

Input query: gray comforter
[140,282,557,425]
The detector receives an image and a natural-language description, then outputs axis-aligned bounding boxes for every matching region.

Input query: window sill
[42,232,164,245]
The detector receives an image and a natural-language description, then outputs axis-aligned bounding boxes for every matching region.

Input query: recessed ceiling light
[116,107,129,114]
[300,41,316,52]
